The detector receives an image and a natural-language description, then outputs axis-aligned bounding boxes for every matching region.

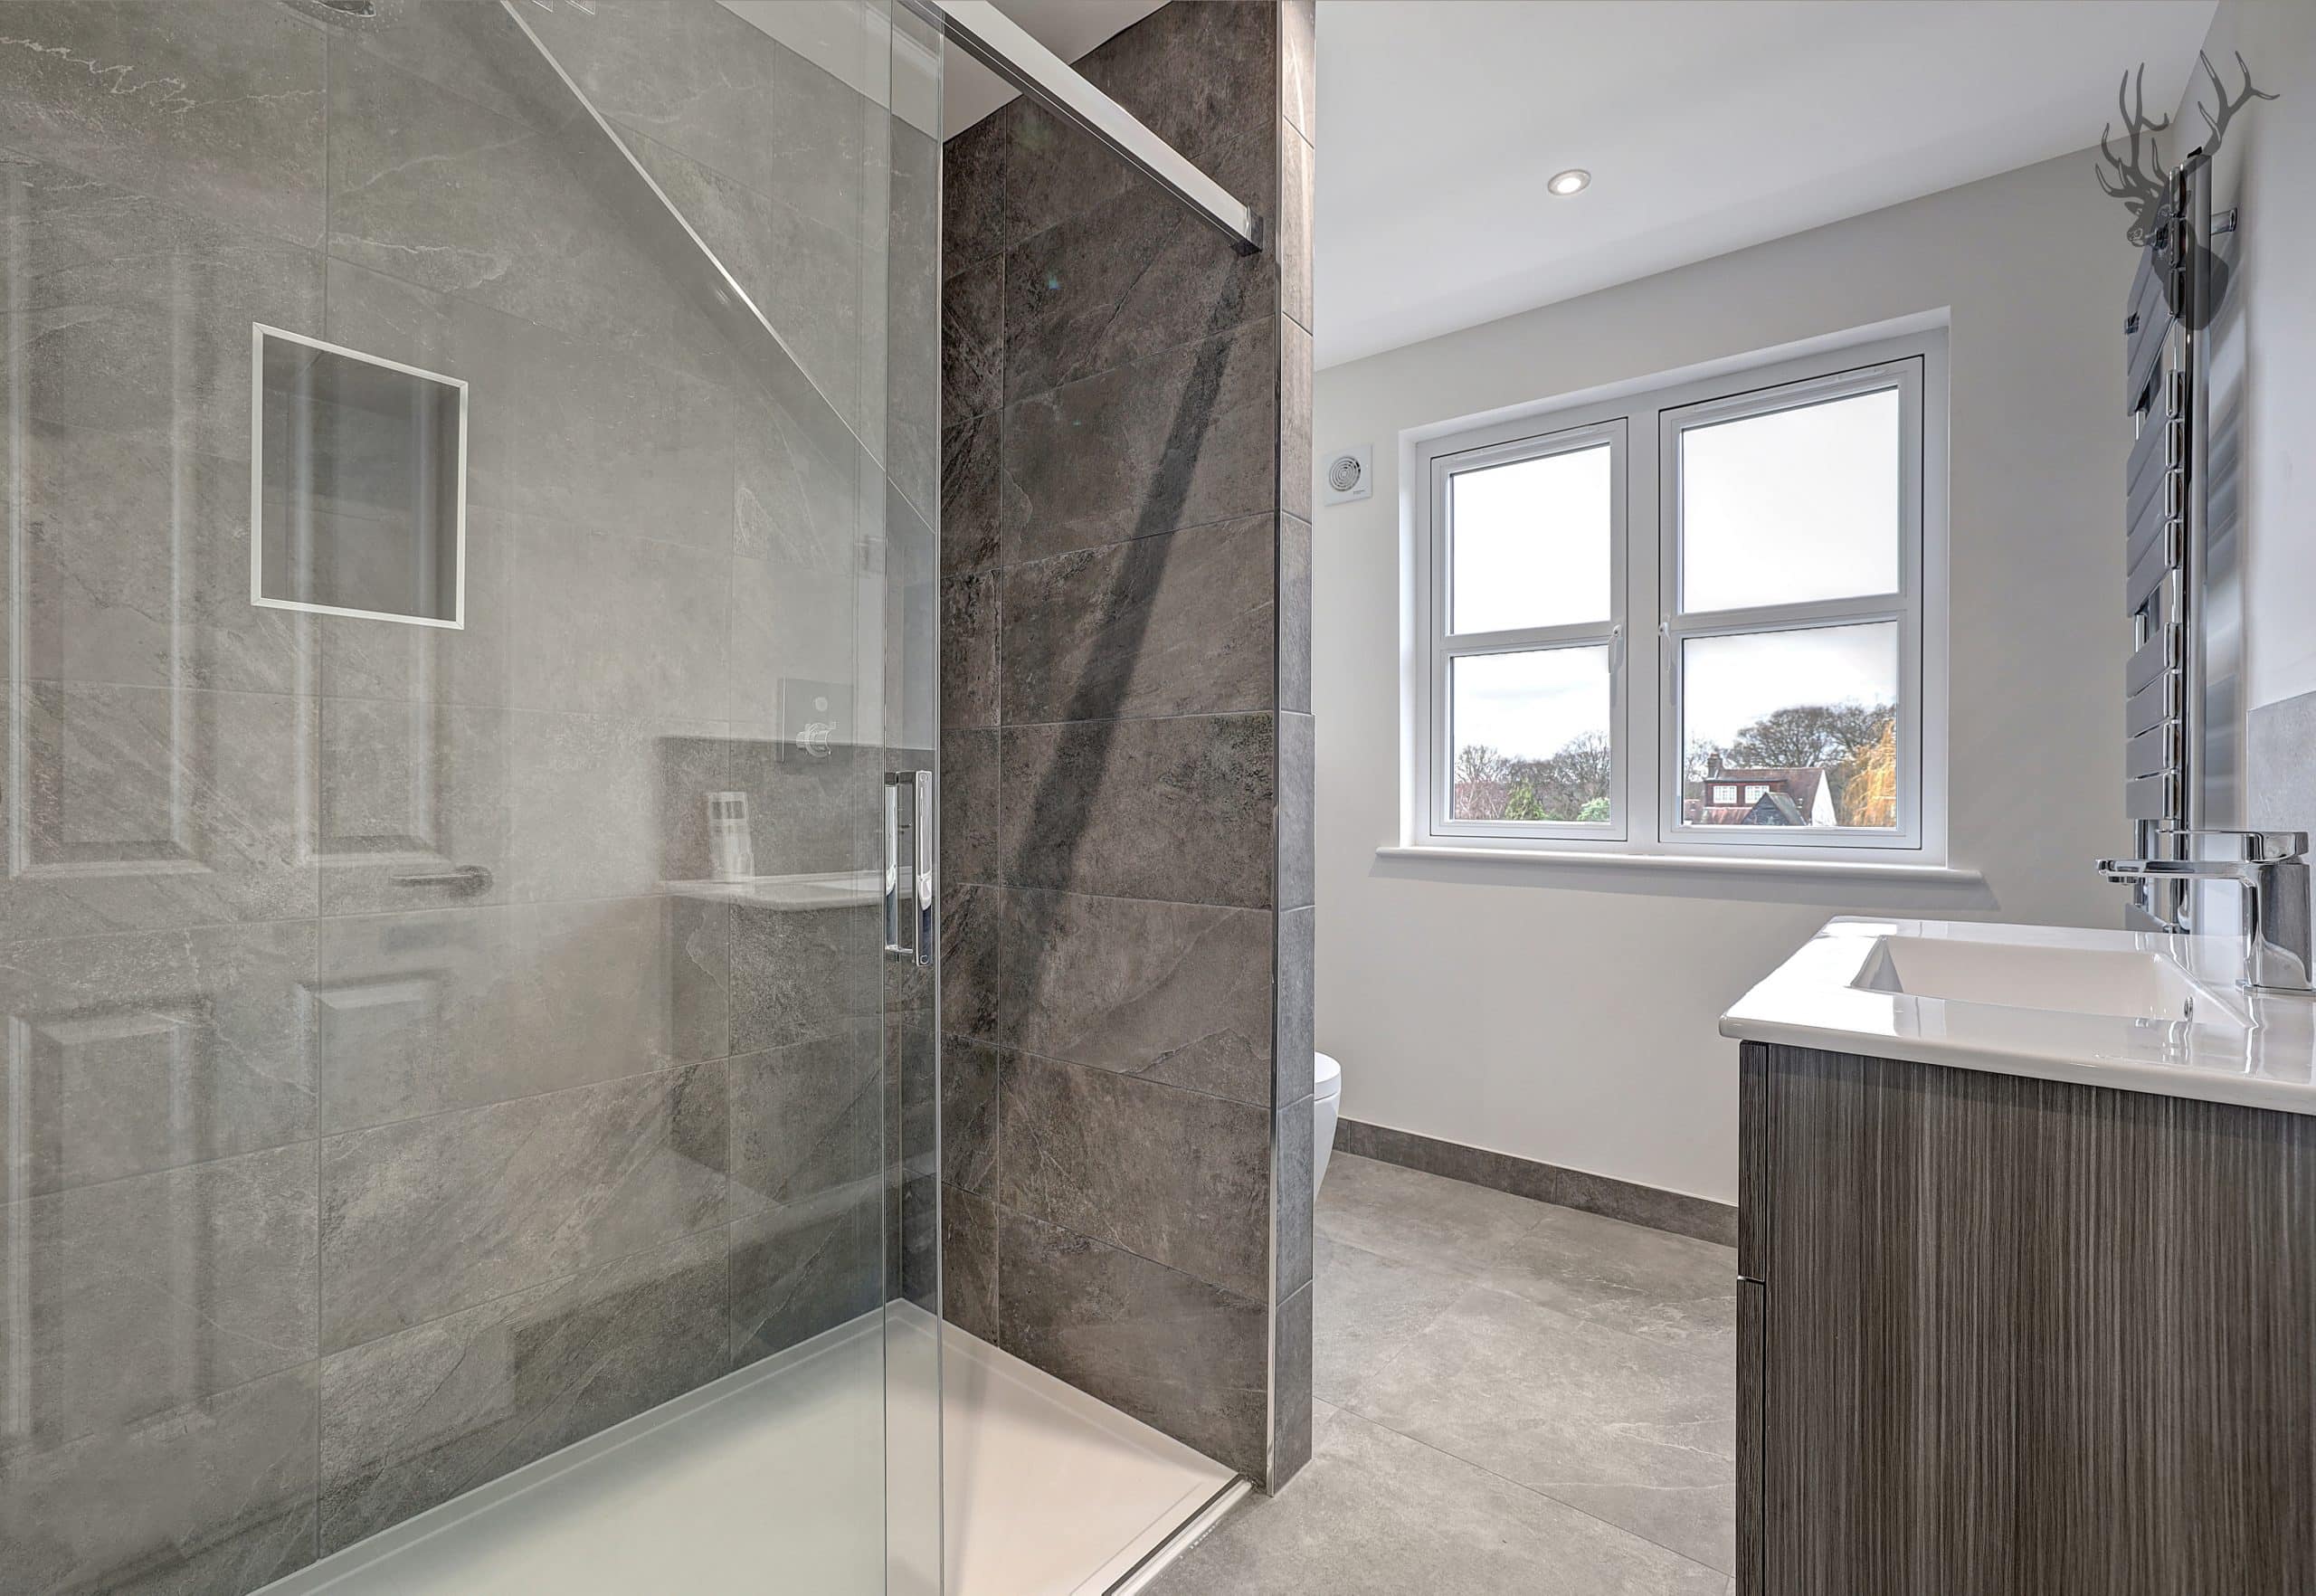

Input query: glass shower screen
[0,1,941,1591]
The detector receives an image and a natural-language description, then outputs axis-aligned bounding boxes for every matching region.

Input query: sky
[1448,387,1902,766]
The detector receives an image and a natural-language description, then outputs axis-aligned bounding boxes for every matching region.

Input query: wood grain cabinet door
[1742,1040,2316,1596]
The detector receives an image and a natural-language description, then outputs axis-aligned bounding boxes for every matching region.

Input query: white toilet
[1314,1051,1343,1189]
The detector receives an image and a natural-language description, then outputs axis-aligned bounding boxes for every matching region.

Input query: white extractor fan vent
[1323,444,1373,506]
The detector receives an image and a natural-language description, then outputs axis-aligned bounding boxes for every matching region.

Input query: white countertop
[1721,917,2316,1116]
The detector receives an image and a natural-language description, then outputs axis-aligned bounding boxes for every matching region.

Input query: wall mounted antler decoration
[2096,51,2276,249]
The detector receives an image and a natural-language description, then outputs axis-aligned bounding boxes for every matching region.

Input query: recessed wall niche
[252,323,468,628]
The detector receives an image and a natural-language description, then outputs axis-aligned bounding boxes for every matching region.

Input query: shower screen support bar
[914,0,1264,254]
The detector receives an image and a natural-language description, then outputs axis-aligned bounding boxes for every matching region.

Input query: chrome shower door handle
[884,769,936,967]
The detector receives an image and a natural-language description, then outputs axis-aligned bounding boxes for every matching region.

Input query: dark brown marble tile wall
[1000,714,1277,907]
[1003,183,1276,403]
[937,0,1310,1493]
[1001,516,1278,726]
[1000,1051,1273,1300]
[997,1209,1269,1477]
[1002,888,1276,1106]
[999,318,1281,563]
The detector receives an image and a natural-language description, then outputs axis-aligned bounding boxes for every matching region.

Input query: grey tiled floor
[1155,1154,1739,1595]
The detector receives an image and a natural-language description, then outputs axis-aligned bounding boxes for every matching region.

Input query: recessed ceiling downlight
[1548,168,1591,197]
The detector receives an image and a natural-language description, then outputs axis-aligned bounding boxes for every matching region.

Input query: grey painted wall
[0,1,934,1590]
[936,0,1316,1490]
[2182,1,2316,934]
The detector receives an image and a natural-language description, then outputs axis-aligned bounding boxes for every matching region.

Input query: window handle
[1609,622,1626,672]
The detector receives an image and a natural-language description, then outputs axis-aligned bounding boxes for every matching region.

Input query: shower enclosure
[0,0,943,1589]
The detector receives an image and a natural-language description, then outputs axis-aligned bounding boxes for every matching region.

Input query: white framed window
[1406,329,1948,867]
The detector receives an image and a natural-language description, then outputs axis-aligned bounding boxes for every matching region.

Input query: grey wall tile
[318,258,522,508]
[940,882,1007,1046]
[498,323,739,549]
[727,556,859,729]
[726,738,880,879]
[320,1061,729,1351]
[1004,183,1274,404]
[346,0,576,132]
[1000,1051,1272,1301]
[1002,99,1143,251]
[504,710,725,905]
[943,259,1004,423]
[0,921,317,1194]
[943,1036,1001,1199]
[0,1362,319,1596]
[729,902,878,1055]
[507,520,730,722]
[940,413,1002,580]
[0,0,327,248]
[1000,318,1280,564]
[626,128,864,434]
[736,383,864,575]
[1002,889,1274,1107]
[730,1193,882,1364]
[998,1208,1268,1477]
[327,255,734,551]
[1078,1,1278,215]
[0,1143,317,1451]
[940,728,1001,888]
[1,682,318,943]
[1279,512,1312,713]
[1001,516,1277,725]
[941,571,1001,732]
[2249,689,2316,935]
[320,504,514,708]
[731,1021,883,1222]
[318,1230,727,1555]
[1281,315,1313,520]
[940,103,1013,272]
[1276,906,1316,1107]
[1001,714,1277,907]
[1269,1279,1314,1490]
[1279,124,1314,336]
[314,897,727,1133]
[887,118,946,525]
[325,45,683,366]
[526,0,868,242]
[1282,0,1317,144]
[316,698,511,918]
[0,149,325,461]
[941,1185,1000,1342]
[1277,711,1315,910]
[1277,1093,1315,1297]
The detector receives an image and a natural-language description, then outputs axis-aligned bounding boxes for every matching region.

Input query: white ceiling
[1319,0,2218,367]
[941,0,1169,135]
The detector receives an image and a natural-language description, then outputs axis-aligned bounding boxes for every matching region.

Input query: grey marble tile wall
[0,2,922,1589]
[2248,689,2316,935]
[936,0,1315,1491]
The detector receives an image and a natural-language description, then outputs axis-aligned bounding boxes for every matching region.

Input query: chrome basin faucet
[2099,829,2314,993]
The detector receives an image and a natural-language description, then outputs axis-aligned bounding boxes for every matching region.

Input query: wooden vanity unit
[1725,920,2316,1595]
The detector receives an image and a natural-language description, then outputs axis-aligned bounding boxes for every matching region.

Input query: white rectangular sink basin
[1850,934,2206,1021]
[1724,918,2316,1117]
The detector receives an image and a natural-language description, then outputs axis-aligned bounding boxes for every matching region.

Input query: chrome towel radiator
[2120,161,2214,930]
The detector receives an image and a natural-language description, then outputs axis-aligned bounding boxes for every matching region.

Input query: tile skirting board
[1333,1119,1737,1248]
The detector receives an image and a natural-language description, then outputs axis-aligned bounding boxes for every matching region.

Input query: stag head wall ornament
[2096,51,2276,251]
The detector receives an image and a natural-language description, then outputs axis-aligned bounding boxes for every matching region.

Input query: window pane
[1449,443,1611,633]
[1679,387,1899,613]
[1449,647,1611,822]
[1680,622,1898,831]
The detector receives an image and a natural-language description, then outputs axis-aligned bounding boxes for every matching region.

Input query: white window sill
[1377,843,1987,890]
